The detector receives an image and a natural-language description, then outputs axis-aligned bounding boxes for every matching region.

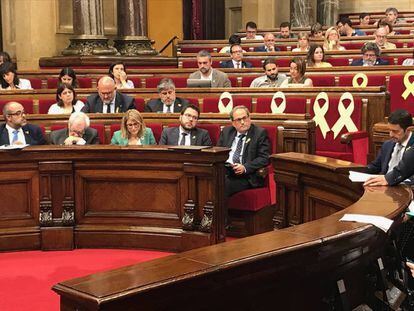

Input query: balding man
[50,112,99,145]
[81,76,135,113]
[0,101,46,146]
[254,33,280,52]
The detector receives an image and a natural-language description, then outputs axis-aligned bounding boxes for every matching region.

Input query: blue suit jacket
[367,135,414,174]
[219,60,252,68]
[0,123,46,145]
[254,45,281,52]
[351,58,389,66]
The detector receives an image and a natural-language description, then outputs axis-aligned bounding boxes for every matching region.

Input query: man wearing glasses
[220,44,252,69]
[351,42,389,66]
[373,27,396,50]
[144,78,189,113]
[0,101,46,146]
[218,106,270,198]
[50,112,99,145]
[82,76,135,113]
[159,104,211,146]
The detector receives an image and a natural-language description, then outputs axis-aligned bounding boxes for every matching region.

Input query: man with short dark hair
[337,17,366,36]
[359,13,371,25]
[249,59,287,87]
[220,44,252,69]
[218,105,270,197]
[188,50,231,87]
[82,76,135,113]
[241,21,263,40]
[276,22,296,39]
[0,101,46,146]
[351,42,389,66]
[159,104,211,146]
[366,109,414,175]
[144,78,189,113]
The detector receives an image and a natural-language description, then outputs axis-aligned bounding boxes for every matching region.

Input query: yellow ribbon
[218,91,233,114]
[312,92,330,139]
[401,71,414,100]
[331,92,358,139]
[352,73,368,88]
[270,91,286,113]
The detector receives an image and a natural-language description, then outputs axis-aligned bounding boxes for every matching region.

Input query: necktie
[166,105,171,113]
[12,130,19,144]
[387,143,404,173]
[180,132,188,145]
[106,103,111,114]
[232,134,246,164]
[236,62,240,69]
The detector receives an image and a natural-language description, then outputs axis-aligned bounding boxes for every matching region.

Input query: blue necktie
[232,134,246,164]
[12,130,19,144]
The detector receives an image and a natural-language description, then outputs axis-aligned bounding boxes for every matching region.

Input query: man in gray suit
[188,50,231,88]
[50,112,99,145]
[159,104,211,146]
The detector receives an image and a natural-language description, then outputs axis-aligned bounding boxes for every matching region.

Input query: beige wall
[339,0,414,14]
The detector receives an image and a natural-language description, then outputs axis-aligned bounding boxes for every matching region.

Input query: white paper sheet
[349,170,378,182]
[0,144,29,150]
[340,214,394,232]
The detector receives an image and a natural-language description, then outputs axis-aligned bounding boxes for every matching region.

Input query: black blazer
[50,127,99,145]
[254,45,281,52]
[159,127,212,146]
[385,145,414,186]
[0,123,46,145]
[218,124,270,187]
[82,91,135,113]
[367,135,414,174]
[351,58,389,66]
[219,60,253,69]
[144,98,189,113]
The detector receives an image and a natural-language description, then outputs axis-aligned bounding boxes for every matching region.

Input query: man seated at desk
[220,44,252,69]
[50,112,99,145]
[217,106,270,198]
[0,101,46,146]
[81,76,135,113]
[144,78,189,113]
[159,104,211,146]
[250,58,287,88]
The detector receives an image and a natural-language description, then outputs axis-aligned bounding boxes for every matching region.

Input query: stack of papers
[349,171,377,182]
[340,214,393,232]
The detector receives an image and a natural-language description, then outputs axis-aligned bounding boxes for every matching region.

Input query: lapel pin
[246,138,251,144]
[24,131,29,135]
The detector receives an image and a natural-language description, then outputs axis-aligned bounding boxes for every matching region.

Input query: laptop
[186,79,212,88]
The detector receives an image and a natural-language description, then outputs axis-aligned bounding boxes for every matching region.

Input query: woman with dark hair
[280,57,313,87]
[0,61,31,90]
[306,44,332,68]
[48,84,84,114]
[108,62,134,89]
[58,67,79,88]
[219,34,243,53]
[0,52,11,65]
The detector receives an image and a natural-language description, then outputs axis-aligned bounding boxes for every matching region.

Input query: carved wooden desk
[0,146,229,252]
[52,153,411,310]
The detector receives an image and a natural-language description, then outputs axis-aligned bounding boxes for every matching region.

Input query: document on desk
[340,214,394,232]
[0,144,29,150]
[348,171,377,182]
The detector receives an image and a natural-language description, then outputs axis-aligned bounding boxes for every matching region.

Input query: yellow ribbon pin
[218,91,233,114]
[331,92,358,139]
[401,71,414,100]
[352,73,368,88]
[312,92,330,139]
[270,91,286,113]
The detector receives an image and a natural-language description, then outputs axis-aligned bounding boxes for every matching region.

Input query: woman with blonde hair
[111,109,156,145]
[323,27,345,51]
[292,32,310,52]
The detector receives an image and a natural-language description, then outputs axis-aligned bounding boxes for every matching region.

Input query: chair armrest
[340,131,368,144]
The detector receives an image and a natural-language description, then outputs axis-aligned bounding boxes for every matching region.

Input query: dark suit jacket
[82,91,135,113]
[159,127,211,146]
[385,145,414,185]
[218,124,270,188]
[144,98,189,113]
[50,127,99,145]
[254,45,281,52]
[0,123,46,145]
[350,58,389,66]
[367,135,414,174]
[219,60,252,68]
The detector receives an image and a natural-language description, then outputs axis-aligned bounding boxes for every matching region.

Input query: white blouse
[47,100,85,114]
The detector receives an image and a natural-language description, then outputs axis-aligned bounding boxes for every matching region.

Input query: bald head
[97,76,116,104]
[3,101,27,129]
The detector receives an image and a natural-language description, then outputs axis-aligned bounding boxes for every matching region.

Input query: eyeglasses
[126,122,141,128]
[7,110,26,116]
[183,113,198,120]
[233,116,249,123]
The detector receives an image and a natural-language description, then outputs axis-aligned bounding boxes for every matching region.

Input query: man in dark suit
[254,33,281,52]
[220,44,252,69]
[81,76,135,113]
[144,78,189,113]
[367,110,414,175]
[351,42,389,66]
[0,101,46,146]
[159,104,211,146]
[218,106,270,197]
[50,112,99,145]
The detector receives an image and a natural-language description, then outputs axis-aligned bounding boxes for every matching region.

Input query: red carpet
[0,249,172,311]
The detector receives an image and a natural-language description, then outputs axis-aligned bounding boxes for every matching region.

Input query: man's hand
[407,262,414,278]
[363,175,389,187]
[63,136,82,145]
[232,163,246,175]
